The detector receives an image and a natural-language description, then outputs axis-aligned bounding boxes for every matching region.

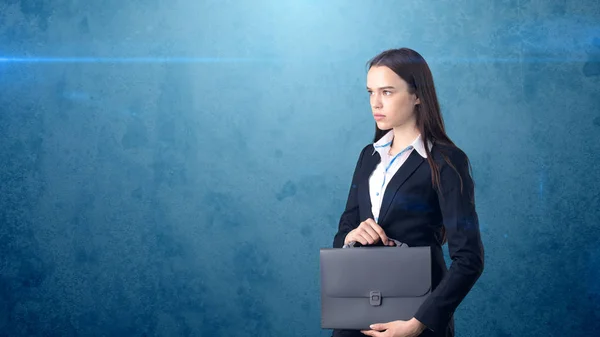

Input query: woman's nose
[372,97,382,109]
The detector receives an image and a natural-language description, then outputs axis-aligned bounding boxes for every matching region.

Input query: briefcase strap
[342,237,409,248]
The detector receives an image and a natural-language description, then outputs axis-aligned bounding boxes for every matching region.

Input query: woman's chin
[375,120,389,129]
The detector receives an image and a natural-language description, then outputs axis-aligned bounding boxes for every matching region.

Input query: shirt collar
[372,130,433,158]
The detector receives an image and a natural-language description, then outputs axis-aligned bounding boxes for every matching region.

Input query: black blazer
[332,142,485,337]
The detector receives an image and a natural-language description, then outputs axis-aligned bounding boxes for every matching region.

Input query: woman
[331,48,485,337]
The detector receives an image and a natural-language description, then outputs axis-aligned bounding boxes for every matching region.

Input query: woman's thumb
[369,323,386,331]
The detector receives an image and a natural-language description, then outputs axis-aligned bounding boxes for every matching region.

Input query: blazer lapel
[357,146,381,221]
[378,150,425,225]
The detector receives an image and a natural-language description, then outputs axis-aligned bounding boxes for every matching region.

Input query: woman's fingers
[355,232,371,246]
[358,223,380,244]
[346,218,392,246]
[364,218,389,245]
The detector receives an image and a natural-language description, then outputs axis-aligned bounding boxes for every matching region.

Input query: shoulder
[431,142,471,169]
[355,143,375,161]
[361,144,374,156]
[350,143,375,169]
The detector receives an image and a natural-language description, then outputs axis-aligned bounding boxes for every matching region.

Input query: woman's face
[366,66,420,130]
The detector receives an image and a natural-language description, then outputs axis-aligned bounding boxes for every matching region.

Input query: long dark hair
[366,48,471,245]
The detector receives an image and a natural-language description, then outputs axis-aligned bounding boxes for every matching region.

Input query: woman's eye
[367,91,391,96]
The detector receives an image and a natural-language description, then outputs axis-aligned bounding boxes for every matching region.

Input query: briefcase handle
[342,238,409,248]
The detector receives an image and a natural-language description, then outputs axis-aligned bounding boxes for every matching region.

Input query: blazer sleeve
[332,145,368,248]
[413,148,485,332]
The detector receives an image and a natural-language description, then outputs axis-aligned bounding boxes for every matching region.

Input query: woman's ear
[415,96,421,105]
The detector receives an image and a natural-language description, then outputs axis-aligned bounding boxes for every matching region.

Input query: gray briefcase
[320,238,431,331]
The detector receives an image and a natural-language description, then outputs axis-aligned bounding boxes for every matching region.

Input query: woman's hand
[344,218,395,246]
[360,318,426,337]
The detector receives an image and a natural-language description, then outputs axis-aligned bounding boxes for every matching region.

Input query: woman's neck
[391,125,420,153]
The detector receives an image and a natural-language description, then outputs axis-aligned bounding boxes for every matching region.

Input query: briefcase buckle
[369,291,382,306]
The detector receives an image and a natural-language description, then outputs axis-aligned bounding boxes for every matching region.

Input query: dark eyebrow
[366,86,396,90]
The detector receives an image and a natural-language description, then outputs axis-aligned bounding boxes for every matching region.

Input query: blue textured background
[1,1,599,336]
